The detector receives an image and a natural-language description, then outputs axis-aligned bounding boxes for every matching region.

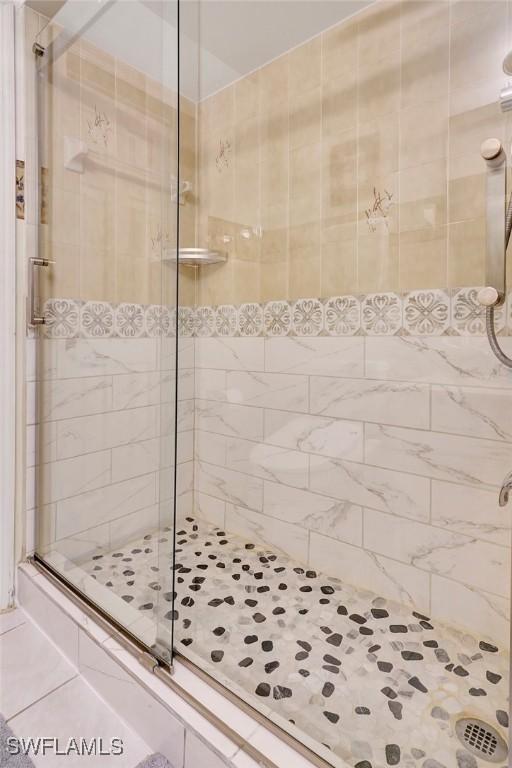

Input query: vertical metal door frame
[0,2,17,611]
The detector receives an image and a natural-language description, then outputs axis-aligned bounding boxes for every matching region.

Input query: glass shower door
[32,0,179,663]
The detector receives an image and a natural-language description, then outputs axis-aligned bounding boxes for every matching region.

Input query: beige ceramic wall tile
[399,227,447,290]
[289,244,321,300]
[448,152,486,224]
[449,80,504,161]
[357,1,401,65]
[321,239,358,296]
[448,217,486,287]
[322,131,357,245]
[358,231,399,293]
[450,0,508,92]
[401,7,449,109]
[358,113,399,185]
[322,14,358,78]
[358,50,400,123]
[80,247,116,302]
[40,243,80,302]
[399,98,448,170]
[399,160,447,233]
[288,36,321,96]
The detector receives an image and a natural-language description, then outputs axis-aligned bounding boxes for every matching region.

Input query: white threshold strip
[17,560,343,768]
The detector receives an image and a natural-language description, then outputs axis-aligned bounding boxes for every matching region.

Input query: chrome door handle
[28,256,52,326]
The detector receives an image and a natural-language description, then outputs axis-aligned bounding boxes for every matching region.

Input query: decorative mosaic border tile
[39,288,511,339]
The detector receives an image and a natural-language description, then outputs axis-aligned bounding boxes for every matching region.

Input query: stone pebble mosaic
[84,517,509,768]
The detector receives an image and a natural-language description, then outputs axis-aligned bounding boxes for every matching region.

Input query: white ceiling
[32,0,373,101]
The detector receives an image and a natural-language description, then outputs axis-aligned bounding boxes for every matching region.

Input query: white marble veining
[365,422,512,486]
[264,337,364,377]
[56,338,159,379]
[264,481,363,546]
[195,337,264,371]
[39,449,111,505]
[56,473,158,539]
[225,437,309,488]
[431,480,510,546]
[225,504,309,561]
[309,455,430,521]
[196,461,263,511]
[56,405,159,459]
[41,376,113,421]
[366,336,512,388]
[363,508,510,598]
[226,371,308,412]
[264,409,363,461]
[432,384,512,440]
[309,533,431,610]
[310,376,430,429]
[196,399,264,440]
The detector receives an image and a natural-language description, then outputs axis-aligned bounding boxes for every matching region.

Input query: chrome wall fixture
[481,53,512,367]
[479,138,512,368]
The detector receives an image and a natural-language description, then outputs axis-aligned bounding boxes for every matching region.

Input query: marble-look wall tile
[39,449,111,505]
[40,376,113,421]
[431,480,509,546]
[366,336,512,388]
[56,473,158,538]
[365,422,512,486]
[264,409,363,462]
[431,384,512,441]
[56,338,159,379]
[309,455,430,521]
[56,406,159,459]
[308,533,431,612]
[264,481,362,546]
[195,430,228,466]
[225,437,309,489]
[225,504,309,562]
[194,368,227,402]
[310,376,430,429]
[111,437,166,483]
[363,508,509,598]
[226,371,308,412]
[431,575,509,647]
[195,338,264,371]
[195,492,226,528]
[264,337,364,377]
[109,504,160,549]
[196,399,264,441]
[112,371,174,410]
[196,461,263,511]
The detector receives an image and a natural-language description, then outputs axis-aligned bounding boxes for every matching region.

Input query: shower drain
[455,717,508,763]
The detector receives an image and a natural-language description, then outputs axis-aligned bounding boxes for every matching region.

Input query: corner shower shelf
[163,247,227,266]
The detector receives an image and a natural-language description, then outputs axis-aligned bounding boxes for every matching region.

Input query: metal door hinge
[32,42,45,57]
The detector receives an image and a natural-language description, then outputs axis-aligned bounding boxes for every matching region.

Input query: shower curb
[16,562,343,768]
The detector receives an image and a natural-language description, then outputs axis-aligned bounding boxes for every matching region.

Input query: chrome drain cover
[455,717,508,763]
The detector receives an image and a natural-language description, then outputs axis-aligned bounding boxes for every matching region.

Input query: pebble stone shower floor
[84,517,509,768]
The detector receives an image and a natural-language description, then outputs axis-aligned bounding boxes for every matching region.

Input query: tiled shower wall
[192,288,512,645]
[26,325,194,561]
[196,0,512,305]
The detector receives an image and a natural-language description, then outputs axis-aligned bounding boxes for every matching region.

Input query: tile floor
[84,516,510,768]
[0,608,151,766]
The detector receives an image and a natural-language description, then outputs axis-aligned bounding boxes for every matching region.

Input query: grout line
[6,674,80,725]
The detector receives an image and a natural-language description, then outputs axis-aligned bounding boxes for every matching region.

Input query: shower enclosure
[30,1,512,766]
